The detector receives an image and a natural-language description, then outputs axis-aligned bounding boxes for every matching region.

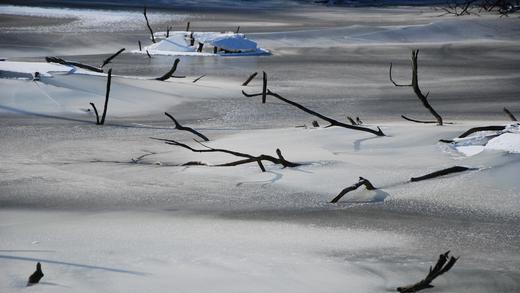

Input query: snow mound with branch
[451,123,520,156]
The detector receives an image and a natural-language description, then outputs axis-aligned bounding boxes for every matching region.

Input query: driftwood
[503,107,518,121]
[164,112,209,141]
[45,57,103,73]
[152,138,301,172]
[243,87,385,136]
[330,177,376,203]
[90,68,112,125]
[390,50,444,125]
[27,262,44,286]
[410,166,472,182]
[397,251,458,293]
[156,59,180,81]
[100,48,125,68]
[143,7,155,43]
[242,72,258,86]
[193,74,206,83]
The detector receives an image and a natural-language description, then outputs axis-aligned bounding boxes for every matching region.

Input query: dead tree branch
[46,56,103,73]
[410,166,472,182]
[261,71,267,103]
[243,86,385,136]
[164,112,209,141]
[89,68,112,125]
[138,40,142,51]
[457,125,506,138]
[151,138,301,172]
[242,72,258,86]
[156,58,180,81]
[146,50,152,58]
[27,262,44,286]
[193,74,206,83]
[143,7,156,43]
[397,251,458,293]
[101,48,125,68]
[503,107,518,121]
[330,177,376,203]
[390,50,444,125]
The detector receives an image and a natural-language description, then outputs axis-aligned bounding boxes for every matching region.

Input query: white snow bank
[194,32,258,52]
[451,123,520,156]
[147,32,195,52]
[0,61,74,78]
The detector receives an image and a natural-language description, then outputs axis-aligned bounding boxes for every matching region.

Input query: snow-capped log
[504,107,518,121]
[151,138,301,172]
[330,177,376,203]
[45,56,103,73]
[100,48,125,68]
[390,50,444,125]
[155,58,182,81]
[27,262,44,286]
[164,112,209,141]
[410,166,473,182]
[89,68,112,125]
[143,6,155,43]
[397,251,458,293]
[243,84,385,136]
[242,72,258,86]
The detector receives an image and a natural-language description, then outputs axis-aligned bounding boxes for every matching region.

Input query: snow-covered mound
[138,31,270,56]
[450,123,520,156]
[0,61,74,79]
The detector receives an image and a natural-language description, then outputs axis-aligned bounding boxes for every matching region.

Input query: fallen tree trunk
[243,88,385,136]
[46,56,103,73]
[397,251,458,293]
[242,72,258,86]
[143,7,156,43]
[164,112,209,141]
[390,50,444,125]
[101,48,125,68]
[151,138,301,172]
[156,58,180,81]
[503,107,518,121]
[330,177,376,203]
[410,166,472,182]
[89,68,112,125]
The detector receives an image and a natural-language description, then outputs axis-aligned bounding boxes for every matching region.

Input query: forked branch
[164,112,209,141]
[390,50,444,125]
[397,251,458,292]
[330,177,376,203]
[243,87,385,136]
[151,138,301,172]
[156,58,180,81]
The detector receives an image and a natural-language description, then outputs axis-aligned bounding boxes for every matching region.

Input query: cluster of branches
[438,0,519,16]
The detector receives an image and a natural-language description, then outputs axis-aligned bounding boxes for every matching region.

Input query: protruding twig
[186,21,190,32]
[89,68,112,125]
[138,40,142,51]
[236,26,240,33]
[146,50,152,58]
[89,102,100,124]
[457,126,506,138]
[410,166,473,182]
[46,56,103,73]
[261,71,267,103]
[164,112,209,141]
[193,74,206,83]
[242,72,258,86]
[503,107,518,121]
[27,262,44,286]
[390,50,444,125]
[397,251,459,292]
[143,6,156,43]
[331,177,376,203]
[101,48,125,68]
[347,116,357,125]
[156,58,180,81]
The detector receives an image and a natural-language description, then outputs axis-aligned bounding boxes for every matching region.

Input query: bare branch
[143,6,155,43]
[100,68,112,125]
[457,125,506,138]
[242,72,258,86]
[89,102,100,124]
[397,251,459,292]
[101,48,125,68]
[156,58,180,81]
[146,50,152,58]
[389,62,412,87]
[410,166,473,182]
[193,74,206,83]
[503,107,518,121]
[164,112,209,141]
[331,177,376,203]
[46,56,103,73]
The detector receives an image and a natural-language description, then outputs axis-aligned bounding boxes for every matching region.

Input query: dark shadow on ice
[353,135,379,152]
[0,255,147,276]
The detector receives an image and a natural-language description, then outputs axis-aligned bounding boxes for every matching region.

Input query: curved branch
[156,58,180,81]
[389,62,412,87]
[331,177,376,203]
[457,125,506,138]
[143,7,155,43]
[164,112,209,141]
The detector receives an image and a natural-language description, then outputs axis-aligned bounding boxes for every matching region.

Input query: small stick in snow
[261,71,267,103]
[46,56,103,73]
[410,166,473,182]
[143,6,156,43]
[100,48,125,68]
[89,68,112,125]
[243,86,385,136]
[397,251,458,293]
[236,26,240,33]
[390,50,444,125]
[156,59,180,81]
[193,74,206,83]
[347,116,357,125]
[146,50,152,58]
[138,40,142,51]
[185,21,191,32]
[166,25,172,38]
[330,177,376,203]
[164,112,209,141]
[242,72,258,86]
[27,262,44,286]
[503,107,518,121]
